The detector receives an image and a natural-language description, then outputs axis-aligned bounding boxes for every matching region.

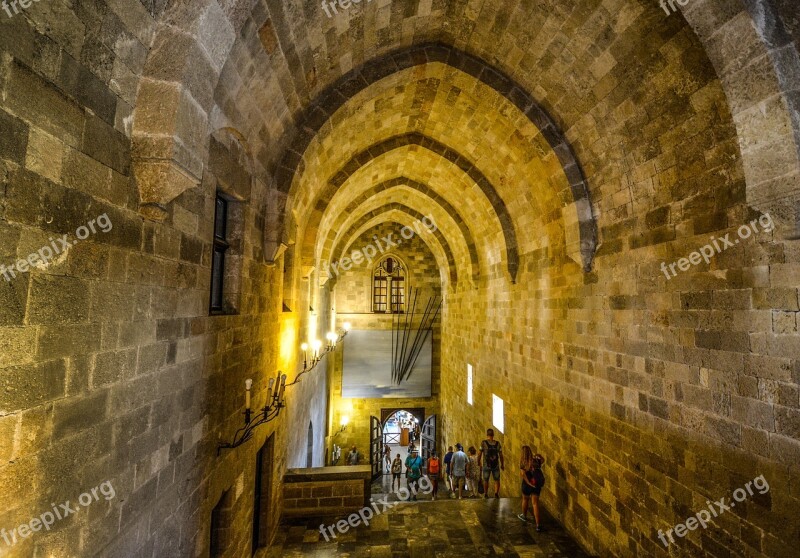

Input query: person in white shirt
[451,443,468,499]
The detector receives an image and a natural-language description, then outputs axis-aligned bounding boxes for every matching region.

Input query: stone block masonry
[0,214,113,281]
[0,480,116,549]
[0,1,798,558]
[282,466,371,518]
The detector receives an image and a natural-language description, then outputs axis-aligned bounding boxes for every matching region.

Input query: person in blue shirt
[404,448,424,500]
[443,446,454,496]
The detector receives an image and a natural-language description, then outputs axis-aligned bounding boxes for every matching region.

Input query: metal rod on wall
[401,297,441,383]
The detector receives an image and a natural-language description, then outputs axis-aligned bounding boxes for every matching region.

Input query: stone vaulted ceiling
[131,0,800,292]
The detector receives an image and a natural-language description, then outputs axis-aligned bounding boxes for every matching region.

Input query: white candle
[245,379,253,410]
[278,374,287,401]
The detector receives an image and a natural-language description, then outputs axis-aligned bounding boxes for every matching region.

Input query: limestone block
[26,274,91,325]
[5,61,85,149]
[0,109,29,165]
[25,128,62,182]
[105,0,157,46]
[25,0,86,59]
[0,326,36,368]
[0,359,66,413]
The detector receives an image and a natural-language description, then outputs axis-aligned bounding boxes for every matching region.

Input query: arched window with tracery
[373,257,405,313]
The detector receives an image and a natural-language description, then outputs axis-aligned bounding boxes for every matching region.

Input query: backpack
[428,457,440,474]
[484,440,500,469]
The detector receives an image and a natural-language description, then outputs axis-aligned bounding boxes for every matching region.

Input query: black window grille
[210,195,229,314]
[373,257,405,313]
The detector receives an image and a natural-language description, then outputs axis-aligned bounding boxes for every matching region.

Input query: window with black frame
[390,275,405,313]
[373,257,405,313]
[372,273,387,312]
[210,194,229,314]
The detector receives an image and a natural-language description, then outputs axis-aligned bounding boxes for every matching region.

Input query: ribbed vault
[326,191,468,287]
[317,177,481,283]
[330,202,457,285]
[286,61,598,283]
[314,147,511,281]
[335,212,452,288]
[314,133,513,279]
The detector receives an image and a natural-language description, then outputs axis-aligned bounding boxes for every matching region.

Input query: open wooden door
[420,414,436,461]
[370,415,382,480]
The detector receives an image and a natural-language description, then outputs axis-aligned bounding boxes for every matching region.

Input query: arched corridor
[0,1,799,557]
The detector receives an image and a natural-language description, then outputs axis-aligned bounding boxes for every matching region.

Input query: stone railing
[282,465,372,518]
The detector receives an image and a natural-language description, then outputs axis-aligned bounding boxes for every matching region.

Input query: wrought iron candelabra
[217,322,351,455]
[217,370,287,455]
[286,322,351,386]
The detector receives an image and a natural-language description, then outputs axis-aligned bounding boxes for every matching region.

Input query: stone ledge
[284,465,371,483]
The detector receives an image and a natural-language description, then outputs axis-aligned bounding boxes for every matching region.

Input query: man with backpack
[478,428,504,498]
[426,450,441,500]
[405,448,424,500]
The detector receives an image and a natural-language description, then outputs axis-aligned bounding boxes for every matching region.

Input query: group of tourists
[387,428,546,530]
[366,428,547,531]
[432,428,505,500]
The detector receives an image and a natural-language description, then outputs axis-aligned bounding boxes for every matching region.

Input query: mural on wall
[342,329,432,397]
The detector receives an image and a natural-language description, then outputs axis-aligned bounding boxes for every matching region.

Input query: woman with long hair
[518,446,546,531]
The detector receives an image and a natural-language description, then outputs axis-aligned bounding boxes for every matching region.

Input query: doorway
[252,434,274,555]
[382,409,422,448]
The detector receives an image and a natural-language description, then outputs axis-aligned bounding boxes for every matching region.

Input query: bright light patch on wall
[467,364,473,405]
[492,394,504,433]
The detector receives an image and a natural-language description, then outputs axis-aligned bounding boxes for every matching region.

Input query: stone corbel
[134,157,200,221]
[264,242,288,267]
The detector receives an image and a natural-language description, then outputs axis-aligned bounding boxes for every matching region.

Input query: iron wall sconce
[332,416,349,439]
[217,371,287,455]
[287,322,350,386]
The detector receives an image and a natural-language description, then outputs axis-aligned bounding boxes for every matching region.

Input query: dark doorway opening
[210,488,232,557]
[252,434,274,555]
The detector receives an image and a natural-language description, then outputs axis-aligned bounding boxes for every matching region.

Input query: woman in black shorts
[518,447,545,531]
[391,453,403,492]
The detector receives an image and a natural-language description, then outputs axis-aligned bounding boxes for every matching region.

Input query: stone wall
[440,211,800,558]
[1,1,799,557]
[0,2,312,556]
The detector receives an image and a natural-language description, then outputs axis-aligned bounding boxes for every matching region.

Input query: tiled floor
[272,495,593,557]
